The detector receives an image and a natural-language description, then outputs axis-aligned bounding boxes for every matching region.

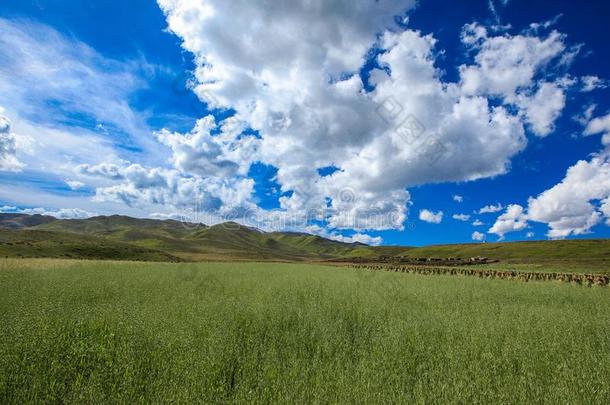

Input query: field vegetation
[1,259,608,403]
[1,214,609,274]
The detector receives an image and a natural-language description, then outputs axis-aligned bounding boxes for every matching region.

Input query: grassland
[1,259,608,404]
[18,215,374,261]
[397,239,610,272]
[2,214,610,272]
[0,229,181,262]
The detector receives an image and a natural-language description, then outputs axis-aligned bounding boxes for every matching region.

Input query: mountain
[0,213,56,229]
[0,214,382,261]
[1,214,608,269]
[0,228,181,262]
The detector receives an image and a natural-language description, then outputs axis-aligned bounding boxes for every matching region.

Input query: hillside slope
[398,240,610,271]
[15,215,376,261]
[0,213,56,229]
[0,229,181,262]
[1,214,609,266]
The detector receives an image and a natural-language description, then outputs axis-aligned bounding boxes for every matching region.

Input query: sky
[1,0,610,246]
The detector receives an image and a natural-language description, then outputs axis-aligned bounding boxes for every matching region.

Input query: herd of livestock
[347,263,610,287]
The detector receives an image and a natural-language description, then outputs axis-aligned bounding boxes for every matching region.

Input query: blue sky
[1,0,610,246]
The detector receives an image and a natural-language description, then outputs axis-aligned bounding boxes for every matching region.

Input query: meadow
[1,259,609,404]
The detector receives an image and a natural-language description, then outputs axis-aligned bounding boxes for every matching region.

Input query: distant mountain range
[1,213,609,271]
[0,213,396,261]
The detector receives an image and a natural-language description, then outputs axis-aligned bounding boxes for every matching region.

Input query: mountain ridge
[1,213,609,270]
[0,213,382,261]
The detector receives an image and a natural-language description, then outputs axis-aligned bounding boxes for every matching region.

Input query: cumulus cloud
[156,116,259,178]
[90,162,256,214]
[0,205,94,219]
[487,117,610,239]
[573,104,597,127]
[459,23,566,99]
[0,114,25,172]
[526,156,610,238]
[472,219,484,226]
[453,195,464,202]
[584,113,610,146]
[478,203,504,214]
[452,213,471,221]
[488,204,528,239]
[155,1,589,236]
[305,224,383,246]
[1,3,589,242]
[581,75,607,92]
[602,198,610,226]
[459,22,573,137]
[65,180,85,190]
[77,162,126,180]
[515,82,566,136]
[419,209,443,224]
[472,231,486,241]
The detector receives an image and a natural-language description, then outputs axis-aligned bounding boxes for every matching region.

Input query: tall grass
[1,259,608,403]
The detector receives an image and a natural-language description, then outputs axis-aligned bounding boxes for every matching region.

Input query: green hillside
[399,239,610,261]
[0,213,56,229]
[2,213,609,267]
[0,229,181,262]
[10,215,376,261]
[36,215,203,240]
[396,239,610,271]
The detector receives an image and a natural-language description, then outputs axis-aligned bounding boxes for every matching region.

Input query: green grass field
[398,239,610,272]
[1,259,609,404]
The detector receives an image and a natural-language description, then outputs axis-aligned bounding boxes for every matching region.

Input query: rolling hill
[396,239,610,268]
[0,214,376,261]
[0,213,56,229]
[1,214,609,268]
[0,228,181,262]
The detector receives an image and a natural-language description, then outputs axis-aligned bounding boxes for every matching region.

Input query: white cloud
[526,156,610,238]
[573,104,597,127]
[81,160,262,228]
[156,116,259,178]
[158,0,416,110]
[472,231,486,241]
[0,114,25,172]
[478,203,504,214]
[486,115,610,239]
[515,82,566,137]
[0,18,160,158]
[584,113,610,146]
[488,204,528,239]
[602,197,610,226]
[306,224,383,246]
[459,24,566,99]
[526,231,535,238]
[65,180,85,191]
[77,162,126,180]
[452,213,471,221]
[345,233,383,246]
[156,1,558,234]
[0,6,592,242]
[472,219,484,226]
[419,209,443,224]
[459,23,574,137]
[581,75,607,92]
[0,18,171,219]
[453,194,464,202]
[0,205,95,219]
